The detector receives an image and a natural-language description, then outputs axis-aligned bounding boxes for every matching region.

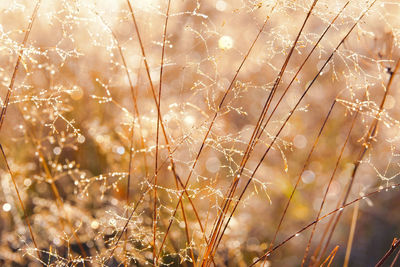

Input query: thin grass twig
[390,245,400,267]
[0,0,42,262]
[315,54,399,264]
[343,201,359,267]
[202,2,319,264]
[0,144,41,261]
[249,182,400,266]
[375,238,400,267]
[205,0,368,261]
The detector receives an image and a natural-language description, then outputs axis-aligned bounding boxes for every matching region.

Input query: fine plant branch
[320,246,339,267]
[343,201,360,267]
[213,1,378,264]
[204,0,372,262]
[390,246,400,267]
[301,101,359,266]
[93,14,149,265]
[202,2,350,257]
[127,0,204,241]
[0,144,41,261]
[250,182,400,266]
[375,238,400,267]
[202,1,319,263]
[153,0,172,264]
[0,1,41,132]
[0,0,42,262]
[18,111,89,258]
[315,55,400,264]
[159,3,279,262]
[107,2,211,264]
[1,1,399,266]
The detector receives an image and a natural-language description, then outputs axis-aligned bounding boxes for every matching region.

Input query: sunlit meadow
[0,0,400,266]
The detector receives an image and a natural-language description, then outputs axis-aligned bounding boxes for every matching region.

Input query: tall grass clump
[0,0,400,266]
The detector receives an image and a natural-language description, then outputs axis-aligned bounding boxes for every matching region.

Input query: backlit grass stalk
[214,1,378,264]
[314,54,400,265]
[201,1,319,261]
[250,182,400,266]
[153,0,172,264]
[301,101,359,266]
[0,0,41,261]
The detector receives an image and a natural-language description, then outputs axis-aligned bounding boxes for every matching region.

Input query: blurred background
[0,0,399,266]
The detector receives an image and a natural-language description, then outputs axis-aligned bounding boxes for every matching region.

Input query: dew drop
[53,146,62,155]
[218,35,234,50]
[2,203,11,212]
